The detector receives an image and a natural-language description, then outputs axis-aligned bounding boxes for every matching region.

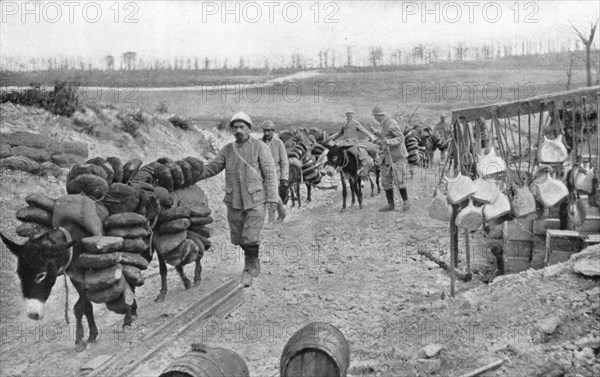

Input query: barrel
[159,343,250,377]
[280,322,350,377]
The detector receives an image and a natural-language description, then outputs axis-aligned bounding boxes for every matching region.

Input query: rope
[57,226,73,325]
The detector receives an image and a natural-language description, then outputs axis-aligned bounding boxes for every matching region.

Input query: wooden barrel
[159,343,250,377]
[280,322,350,377]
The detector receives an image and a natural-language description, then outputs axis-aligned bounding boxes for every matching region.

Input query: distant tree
[187,58,192,70]
[223,59,228,70]
[194,57,199,70]
[369,46,383,67]
[412,44,425,64]
[238,57,245,69]
[565,50,575,90]
[204,57,210,70]
[454,43,468,61]
[122,51,137,70]
[570,18,599,87]
[346,46,353,67]
[331,49,336,67]
[105,55,115,70]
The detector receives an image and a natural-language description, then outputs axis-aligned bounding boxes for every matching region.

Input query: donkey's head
[1,230,76,320]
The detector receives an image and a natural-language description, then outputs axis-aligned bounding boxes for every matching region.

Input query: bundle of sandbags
[404,129,423,166]
[131,156,204,191]
[15,194,56,239]
[287,143,308,160]
[301,158,322,185]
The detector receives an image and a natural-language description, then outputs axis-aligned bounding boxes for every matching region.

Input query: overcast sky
[1,0,598,66]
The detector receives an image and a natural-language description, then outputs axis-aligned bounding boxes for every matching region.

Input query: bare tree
[318,51,324,68]
[413,44,425,64]
[454,43,468,61]
[194,57,199,70]
[323,50,329,68]
[105,55,114,70]
[565,50,575,90]
[570,18,599,87]
[369,46,383,67]
[204,57,210,70]
[122,51,137,70]
[346,46,353,67]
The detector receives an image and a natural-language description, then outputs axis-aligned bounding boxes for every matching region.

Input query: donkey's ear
[0,232,24,256]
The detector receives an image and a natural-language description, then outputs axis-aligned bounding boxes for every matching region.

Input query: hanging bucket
[483,192,511,221]
[471,178,500,204]
[446,173,476,204]
[531,171,569,208]
[511,185,537,218]
[428,189,452,222]
[476,146,507,179]
[537,135,568,164]
[456,199,484,231]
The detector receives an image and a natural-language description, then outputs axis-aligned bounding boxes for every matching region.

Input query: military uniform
[262,135,289,223]
[331,118,377,171]
[377,116,408,190]
[200,136,278,245]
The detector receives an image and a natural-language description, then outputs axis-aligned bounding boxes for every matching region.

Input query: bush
[132,108,145,123]
[169,115,190,130]
[156,101,169,114]
[0,81,80,116]
[116,112,141,137]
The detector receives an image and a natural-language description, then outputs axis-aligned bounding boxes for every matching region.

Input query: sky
[1,0,599,67]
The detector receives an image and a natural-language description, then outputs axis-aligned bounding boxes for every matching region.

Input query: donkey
[322,144,364,210]
[0,223,138,353]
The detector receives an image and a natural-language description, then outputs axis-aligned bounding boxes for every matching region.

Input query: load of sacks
[287,143,323,185]
[404,129,425,166]
[14,154,213,313]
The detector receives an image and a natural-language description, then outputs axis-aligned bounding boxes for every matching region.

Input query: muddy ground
[1,103,598,377]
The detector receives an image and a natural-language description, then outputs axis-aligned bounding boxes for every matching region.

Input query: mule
[154,251,202,303]
[323,145,364,210]
[0,224,138,353]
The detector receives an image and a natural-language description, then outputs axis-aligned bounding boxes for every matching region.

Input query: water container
[159,343,250,377]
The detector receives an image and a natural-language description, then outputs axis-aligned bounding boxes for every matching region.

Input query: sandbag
[157,157,174,165]
[122,265,145,287]
[10,145,51,162]
[121,238,148,254]
[50,153,84,167]
[184,157,204,182]
[81,236,124,254]
[86,157,114,184]
[84,264,123,291]
[16,206,53,226]
[190,216,214,226]
[153,231,187,256]
[446,173,476,204]
[188,225,212,238]
[155,164,174,192]
[187,231,212,251]
[66,174,109,199]
[102,183,139,214]
[40,162,62,178]
[154,186,174,208]
[67,163,107,183]
[16,222,51,238]
[105,212,148,229]
[129,181,154,192]
[78,252,149,270]
[107,226,149,239]
[105,283,135,314]
[166,162,185,190]
[53,194,103,236]
[175,160,195,188]
[157,206,191,224]
[158,218,191,234]
[132,169,154,183]
[95,203,110,222]
[87,276,126,304]
[122,159,142,183]
[175,186,210,216]
[117,252,149,270]
[106,157,124,183]
[0,156,41,174]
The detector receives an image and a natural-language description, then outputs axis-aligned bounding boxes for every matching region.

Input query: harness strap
[57,226,73,325]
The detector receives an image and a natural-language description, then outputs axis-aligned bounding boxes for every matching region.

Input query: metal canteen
[483,192,511,221]
[537,134,568,164]
[568,199,586,227]
[511,185,537,218]
[574,163,594,194]
[428,189,452,222]
[476,146,507,179]
[471,177,500,204]
[446,173,476,204]
[531,171,569,208]
[456,199,483,231]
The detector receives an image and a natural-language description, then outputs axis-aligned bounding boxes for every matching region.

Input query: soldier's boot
[399,188,410,211]
[241,244,260,287]
[379,189,395,212]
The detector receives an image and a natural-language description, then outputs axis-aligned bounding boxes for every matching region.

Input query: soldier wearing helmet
[434,114,451,160]
[198,112,278,287]
[261,119,289,226]
[368,105,410,212]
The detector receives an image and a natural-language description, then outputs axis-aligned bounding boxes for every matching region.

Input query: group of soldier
[197,107,449,286]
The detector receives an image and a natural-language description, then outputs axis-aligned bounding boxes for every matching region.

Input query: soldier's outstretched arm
[258,143,278,203]
[198,146,227,180]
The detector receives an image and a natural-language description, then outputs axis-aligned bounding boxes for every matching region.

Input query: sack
[66,174,109,199]
[25,194,56,212]
[87,275,126,304]
[477,146,507,179]
[511,185,537,218]
[104,212,148,229]
[106,156,124,183]
[81,236,124,254]
[574,164,594,194]
[483,192,511,221]
[537,134,568,164]
[102,183,140,214]
[84,263,122,292]
[153,231,188,256]
[428,190,452,221]
[16,222,51,238]
[531,171,569,208]
[446,173,476,204]
[456,199,483,231]
[471,178,500,204]
[53,195,103,236]
[158,218,191,234]
[16,206,53,226]
[122,265,145,287]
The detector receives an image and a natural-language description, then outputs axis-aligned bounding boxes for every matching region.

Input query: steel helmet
[345,109,355,115]
[229,112,252,128]
[261,120,275,130]
[372,106,385,115]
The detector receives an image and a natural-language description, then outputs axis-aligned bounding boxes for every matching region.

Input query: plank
[452,86,599,122]
[86,279,242,377]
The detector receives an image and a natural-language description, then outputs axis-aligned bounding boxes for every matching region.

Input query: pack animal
[322,144,365,210]
[1,225,138,353]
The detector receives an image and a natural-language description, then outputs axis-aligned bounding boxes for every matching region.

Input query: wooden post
[450,204,459,297]
[464,229,472,281]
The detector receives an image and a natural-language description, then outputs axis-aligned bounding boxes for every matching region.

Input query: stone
[574,336,600,350]
[573,259,600,276]
[415,359,442,374]
[422,343,444,358]
[537,316,561,335]
[574,347,595,362]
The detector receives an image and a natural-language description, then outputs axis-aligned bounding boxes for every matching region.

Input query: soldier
[328,109,378,173]
[198,112,278,287]
[434,114,451,160]
[261,120,289,226]
[368,105,410,212]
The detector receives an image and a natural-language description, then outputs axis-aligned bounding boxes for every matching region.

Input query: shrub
[0,81,80,117]
[169,115,190,130]
[156,101,169,114]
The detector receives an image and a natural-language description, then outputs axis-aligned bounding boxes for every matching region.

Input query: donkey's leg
[350,177,356,206]
[340,172,347,210]
[296,184,301,208]
[83,299,99,343]
[176,265,192,290]
[194,254,203,286]
[357,177,363,209]
[290,185,296,208]
[155,254,168,303]
[376,166,381,193]
[369,175,375,197]
[73,297,88,352]
[306,184,312,203]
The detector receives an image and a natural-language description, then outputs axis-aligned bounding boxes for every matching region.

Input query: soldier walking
[261,120,289,226]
